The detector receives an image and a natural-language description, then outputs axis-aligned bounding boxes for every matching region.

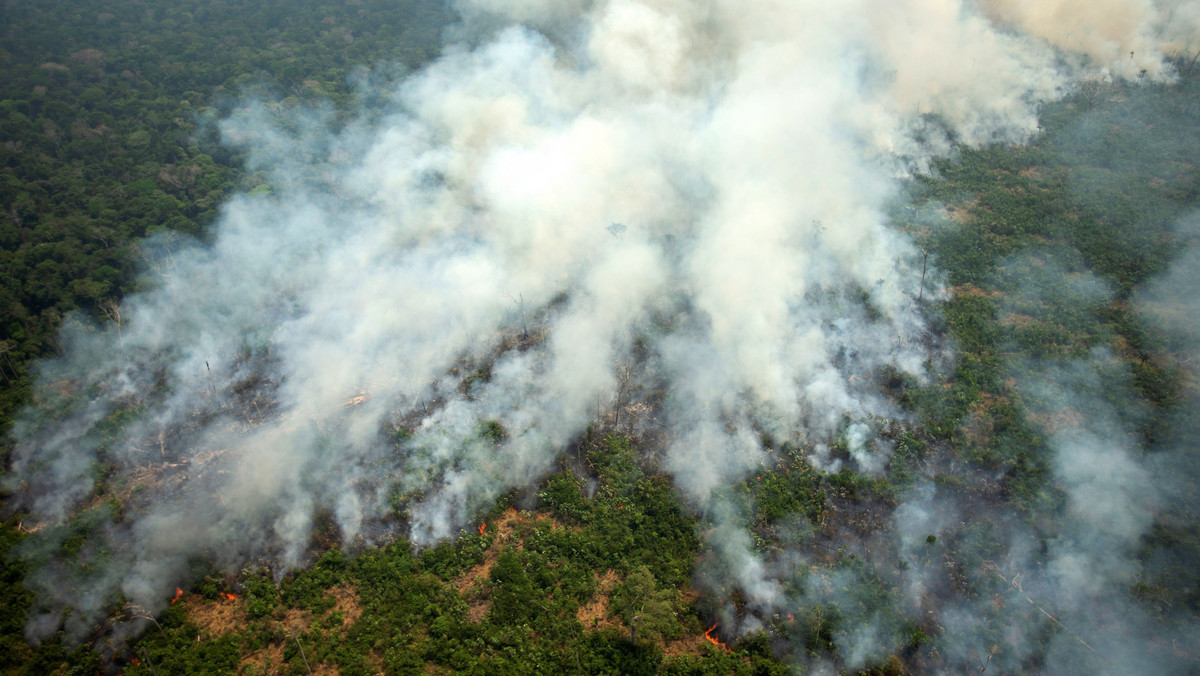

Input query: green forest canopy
[2,1,1199,674]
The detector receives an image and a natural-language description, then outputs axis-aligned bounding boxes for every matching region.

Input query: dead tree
[502,290,528,339]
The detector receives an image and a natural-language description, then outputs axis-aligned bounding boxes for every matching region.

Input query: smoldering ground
[4,0,1200,670]
[816,111,1200,671]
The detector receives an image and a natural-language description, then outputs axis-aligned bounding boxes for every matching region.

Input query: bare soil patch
[329,584,362,626]
[189,594,246,636]
[576,569,622,631]
[454,508,564,621]
[953,284,1003,299]
[238,641,284,675]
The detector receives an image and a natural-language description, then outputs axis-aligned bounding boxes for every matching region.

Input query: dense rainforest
[2,1,1200,674]
[0,0,449,429]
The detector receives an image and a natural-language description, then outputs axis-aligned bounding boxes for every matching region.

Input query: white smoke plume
[5,0,1198,659]
[859,237,1200,674]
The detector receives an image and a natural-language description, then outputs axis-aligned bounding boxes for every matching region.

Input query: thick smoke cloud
[980,0,1200,79]
[5,0,1197,662]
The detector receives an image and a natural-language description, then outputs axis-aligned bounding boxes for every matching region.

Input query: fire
[787,613,795,622]
[221,592,238,601]
[169,587,183,605]
[478,523,486,535]
[507,506,526,522]
[704,623,732,653]
[342,390,372,407]
[703,623,732,652]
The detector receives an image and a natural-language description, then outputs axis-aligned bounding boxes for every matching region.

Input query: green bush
[241,571,279,620]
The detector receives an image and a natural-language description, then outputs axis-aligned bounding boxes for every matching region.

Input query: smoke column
[5,0,1198,665]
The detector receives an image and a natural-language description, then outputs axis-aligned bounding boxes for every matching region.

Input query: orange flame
[132,657,140,666]
[221,592,238,601]
[787,613,795,622]
[478,523,486,535]
[169,587,183,605]
[507,506,526,522]
[704,623,732,652]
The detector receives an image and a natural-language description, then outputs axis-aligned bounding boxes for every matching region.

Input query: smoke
[1137,211,1200,340]
[852,231,1200,673]
[979,0,1200,80]
[5,0,1198,664]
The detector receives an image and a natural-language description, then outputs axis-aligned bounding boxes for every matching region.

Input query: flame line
[704,623,732,653]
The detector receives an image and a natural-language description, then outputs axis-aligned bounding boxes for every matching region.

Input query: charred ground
[2,2,1200,675]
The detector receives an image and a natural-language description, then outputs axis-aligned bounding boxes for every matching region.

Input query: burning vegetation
[2,0,1200,674]
[73,436,786,673]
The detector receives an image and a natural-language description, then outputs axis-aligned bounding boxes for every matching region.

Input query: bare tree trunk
[613,361,633,432]
[206,360,218,398]
[293,633,313,675]
[918,249,929,304]
[502,290,527,339]
[100,299,123,347]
